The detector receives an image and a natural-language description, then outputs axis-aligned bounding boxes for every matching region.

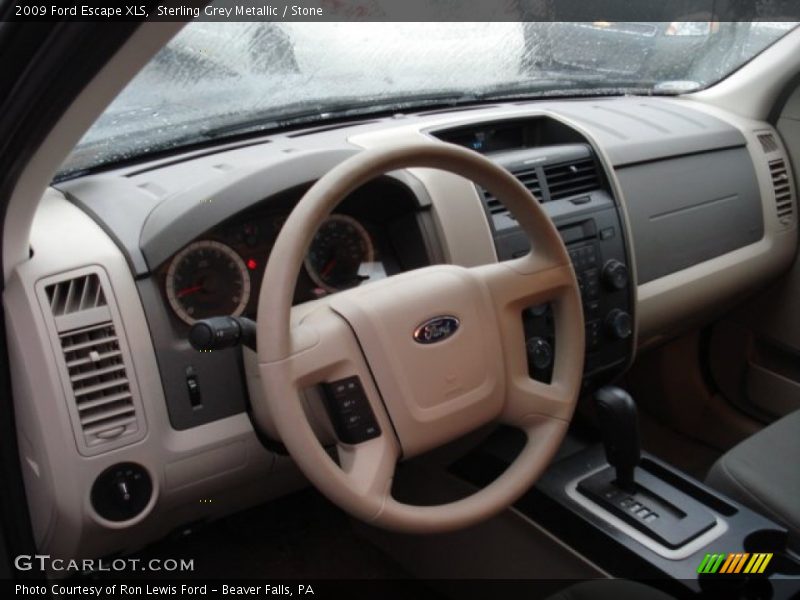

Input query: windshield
[61,20,797,177]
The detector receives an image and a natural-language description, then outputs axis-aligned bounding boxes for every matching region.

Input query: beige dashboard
[2,96,796,569]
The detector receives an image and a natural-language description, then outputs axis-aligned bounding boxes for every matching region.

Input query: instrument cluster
[158,178,428,326]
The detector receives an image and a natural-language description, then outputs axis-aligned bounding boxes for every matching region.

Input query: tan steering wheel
[255,142,584,533]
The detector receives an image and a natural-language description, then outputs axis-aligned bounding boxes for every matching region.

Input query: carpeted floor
[82,489,438,585]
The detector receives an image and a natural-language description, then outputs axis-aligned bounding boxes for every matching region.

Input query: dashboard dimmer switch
[186,366,202,409]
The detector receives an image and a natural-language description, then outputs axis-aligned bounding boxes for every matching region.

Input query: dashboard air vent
[482,166,542,216]
[543,158,600,201]
[38,268,146,455]
[769,158,794,224]
[45,273,106,316]
[758,133,779,154]
[59,322,139,447]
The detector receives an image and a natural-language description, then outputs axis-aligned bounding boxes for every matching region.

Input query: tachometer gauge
[305,214,375,293]
[166,240,251,325]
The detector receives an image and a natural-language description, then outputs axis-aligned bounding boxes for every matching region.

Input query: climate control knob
[605,309,633,340]
[602,259,629,291]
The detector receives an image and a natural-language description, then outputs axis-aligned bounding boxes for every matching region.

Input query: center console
[478,144,634,389]
[431,118,634,389]
[451,386,800,598]
[575,387,723,555]
[538,387,800,598]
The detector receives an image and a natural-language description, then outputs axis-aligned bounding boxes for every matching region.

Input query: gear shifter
[595,386,641,491]
[578,386,717,549]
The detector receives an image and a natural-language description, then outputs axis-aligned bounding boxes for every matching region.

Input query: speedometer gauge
[166,240,251,325]
[305,214,375,293]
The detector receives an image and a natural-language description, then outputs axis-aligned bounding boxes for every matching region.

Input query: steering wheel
[255,142,584,533]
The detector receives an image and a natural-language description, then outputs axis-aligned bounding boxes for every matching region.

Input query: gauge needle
[177,284,204,298]
[321,258,337,278]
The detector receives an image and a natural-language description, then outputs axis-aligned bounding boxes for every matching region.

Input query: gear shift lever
[595,386,641,491]
[579,386,717,549]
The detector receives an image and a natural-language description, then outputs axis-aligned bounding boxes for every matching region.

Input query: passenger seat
[706,410,800,540]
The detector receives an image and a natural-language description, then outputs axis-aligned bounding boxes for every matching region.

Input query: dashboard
[6,95,797,569]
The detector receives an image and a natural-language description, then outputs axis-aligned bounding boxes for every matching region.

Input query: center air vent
[480,146,604,228]
[482,166,542,216]
[39,269,145,456]
[769,158,794,225]
[543,158,600,201]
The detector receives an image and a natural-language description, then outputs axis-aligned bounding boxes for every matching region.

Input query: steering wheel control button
[323,376,381,444]
[528,303,549,318]
[527,337,554,371]
[91,463,152,522]
[602,259,629,291]
[606,309,633,340]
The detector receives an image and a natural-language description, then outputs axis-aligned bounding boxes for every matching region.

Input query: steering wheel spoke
[337,433,398,500]
[280,305,360,387]
[473,257,584,424]
[473,255,575,308]
[500,376,575,425]
[259,304,401,520]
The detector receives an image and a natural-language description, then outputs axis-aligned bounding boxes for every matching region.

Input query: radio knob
[605,309,633,340]
[602,259,629,291]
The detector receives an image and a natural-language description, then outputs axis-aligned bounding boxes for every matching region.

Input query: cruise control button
[323,376,382,444]
[340,397,357,410]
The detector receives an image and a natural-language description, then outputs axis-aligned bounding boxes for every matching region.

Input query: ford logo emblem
[413,316,460,344]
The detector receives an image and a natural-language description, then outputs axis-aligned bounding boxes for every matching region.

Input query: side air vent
[38,268,146,456]
[482,166,542,216]
[769,158,794,224]
[758,133,779,154]
[45,273,106,316]
[543,158,600,201]
[59,322,139,447]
